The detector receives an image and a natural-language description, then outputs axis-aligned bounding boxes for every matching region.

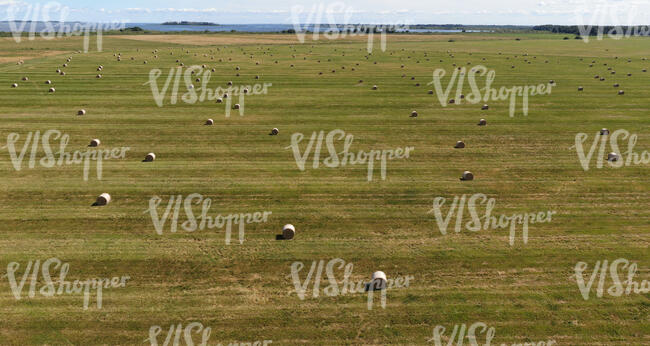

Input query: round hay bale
[96,74,102,78]
[410,111,418,117]
[93,193,111,206]
[627,73,632,76]
[243,88,249,94]
[233,104,240,110]
[223,93,228,99]
[56,69,61,73]
[235,66,240,70]
[89,139,100,147]
[216,98,223,103]
[608,152,619,162]
[454,141,465,149]
[63,63,67,67]
[369,271,387,290]
[618,90,625,95]
[22,77,28,81]
[60,71,65,76]
[594,75,599,79]
[45,80,52,84]
[372,85,378,90]
[428,90,434,95]
[11,83,18,88]
[578,86,583,91]
[460,171,474,181]
[613,83,619,87]
[282,224,295,240]
[48,87,55,93]
[449,99,455,104]
[600,128,610,135]
[643,69,647,72]
[195,78,201,82]
[270,128,279,136]
[77,109,86,116]
[478,119,487,126]
[549,80,555,84]
[481,104,489,110]
[227,81,233,86]
[144,153,156,162]
[205,119,214,125]
[255,75,260,79]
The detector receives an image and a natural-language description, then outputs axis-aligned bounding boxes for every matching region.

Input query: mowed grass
[0,33,648,345]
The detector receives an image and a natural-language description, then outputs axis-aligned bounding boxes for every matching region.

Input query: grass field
[0,32,648,345]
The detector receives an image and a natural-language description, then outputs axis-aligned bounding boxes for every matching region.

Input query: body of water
[0,22,485,33]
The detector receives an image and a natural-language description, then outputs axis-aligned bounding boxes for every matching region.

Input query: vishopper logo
[3,258,130,310]
[427,322,557,346]
[575,3,650,43]
[574,258,650,300]
[288,258,414,310]
[146,322,272,346]
[144,194,272,244]
[289,2,409,53]
[571,129,650,171]
[145,66,272,117]
[1,130,130,181]
[286,129,414,182]
[5,2,125,52]
[427,194,557,246]
[429,65,554,117]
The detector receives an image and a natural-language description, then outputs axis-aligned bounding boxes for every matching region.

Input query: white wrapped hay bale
[234,104,240,110]
[618,90,625,95]
[93,193,111,206]
[11,83,18,88]
[367,271,387,291]
[270,128,279,136]
[45,80,52,84]
[22,77,28,81]
[89,139,100,147]
[77,109,86,116]
[461,171,474,181]
[454,141,465,149]
[600,128,610,135]
[478,119,487,126]
[48,88,55,93]
[205,119,214,125]
[608,152,619,162]
[96,74,102,79]
[372,85,378,90]
[578,86,583,91]
[481,104,489,110]
[410,111,418,118]
[144,153,156,162]
[282,224,295,240]
[216,98,223,103]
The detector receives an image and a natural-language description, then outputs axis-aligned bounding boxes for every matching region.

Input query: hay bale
[93,193,111,206]
[410,111,418,118]
[549,80,555,84]
[96,74,102,78]
[372,85,378,90]
[144,153,156,162]
[45,80,52,84]
[481,104,489,110]
[454,141,465,149]
[89,139,100,147]
[48,87,55,93]
[478,119,487,126]
[282,224,295,240]
[56,69,61,73]
[578,86,583,91]
[233,104,240,110]
[270,128,279,136]
[77,109,86,116]
[460,171,474,181]
[216,98,223,103]
[11,83,17,88]
[227,81,233,86]
[60,72,65,76]
[449,99,455,104]
[243,88,249,94]
[600,128,609,135]
[367,271,387,291]
[22,77,28,81]
[618,90,625,95]
[613,83,619,87]
[205,119,214,125]
[608,152,619,162]
[428,90,434,95]
[255,75,260,79]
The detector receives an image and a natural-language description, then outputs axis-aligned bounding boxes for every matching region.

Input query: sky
[1,0,649,25]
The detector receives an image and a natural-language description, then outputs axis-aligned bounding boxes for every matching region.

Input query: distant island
[161,21,219,26]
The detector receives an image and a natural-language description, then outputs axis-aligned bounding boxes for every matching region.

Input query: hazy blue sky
[1,0,648,25]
